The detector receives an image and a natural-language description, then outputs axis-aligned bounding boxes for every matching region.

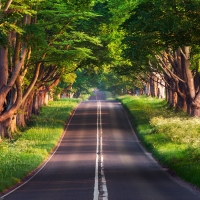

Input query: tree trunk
[150,76,155,97]
[0,46,8,113]
[191,92,200,116]
[38,87,46,108]
[0,46,8,88]
[0,118,12,138]
[10,114,18,133]
[32,90,40,115]
[16,101,28,128]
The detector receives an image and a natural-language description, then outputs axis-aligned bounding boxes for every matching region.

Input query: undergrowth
[118,95,200,188]
[0,98,80,193]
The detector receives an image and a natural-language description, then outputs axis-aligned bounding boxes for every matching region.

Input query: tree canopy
[1,0,200,137]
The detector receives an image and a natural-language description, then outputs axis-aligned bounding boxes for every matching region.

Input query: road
[1,91,200,200]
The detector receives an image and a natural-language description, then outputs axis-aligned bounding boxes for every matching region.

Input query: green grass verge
[0,98,80,193]
[118,95,200,188]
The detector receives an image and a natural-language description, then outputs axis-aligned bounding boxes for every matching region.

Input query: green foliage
[23,24,47,48]
[72,68,99,97]
[118,95,200,188]
[61,73,77,84]
[0,99,80,192]
[0,30,8,46]
[122,0,200,61]
[63,0,94,11]
[98,70,126,95]
[23,0,105,97]
[0,0,41,34]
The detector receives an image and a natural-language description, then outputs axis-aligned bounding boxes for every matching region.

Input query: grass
[118,95,200,188]
[0,98,80,193]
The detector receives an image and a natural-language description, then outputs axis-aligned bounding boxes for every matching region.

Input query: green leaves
[121,0,200,74]
[0,30,8,46]
[23,24,46,48]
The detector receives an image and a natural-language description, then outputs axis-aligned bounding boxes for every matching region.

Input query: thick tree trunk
[0,47,8,88]
[37,87,46,108]
[16,100,29,128]
[191,92,200,116]
[183,47,195,99]
[17,111,26,128]
[0,119,13,138]
[10,114,18,133]
[44,93,49,105]
[144,82,151,96]
[32,90,40,115]
[17,91,34,127]
[0,46,8,113]
[25,92,34,122]
[150,76,155,97]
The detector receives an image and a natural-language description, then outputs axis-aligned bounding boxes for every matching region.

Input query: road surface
[1,91,200,200]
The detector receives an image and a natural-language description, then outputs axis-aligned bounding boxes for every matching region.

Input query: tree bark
[0,46,8,112]
[3,0,13,11]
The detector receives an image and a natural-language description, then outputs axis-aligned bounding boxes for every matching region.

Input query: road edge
[0,102,81,199]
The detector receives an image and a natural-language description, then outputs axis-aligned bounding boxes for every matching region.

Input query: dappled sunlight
[73,112,97,115]
[150,116,200,147]
[72,112,109,116]
[67,122,108,126]
[68,122,97,126]
[48,153,95,162]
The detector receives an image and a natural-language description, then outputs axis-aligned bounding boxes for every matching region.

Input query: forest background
[1,0,200,138]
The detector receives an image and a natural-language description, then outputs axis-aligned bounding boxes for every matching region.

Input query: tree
[0,0,44,136]
[0,0,103,137]
[121,0,200,116]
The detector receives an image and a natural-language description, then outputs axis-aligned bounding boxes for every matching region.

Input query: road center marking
[94,101,108,200]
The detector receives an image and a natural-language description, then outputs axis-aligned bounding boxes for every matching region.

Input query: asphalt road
[1,91,200,200]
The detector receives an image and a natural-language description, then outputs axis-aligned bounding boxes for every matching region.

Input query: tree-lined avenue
[1,92,200,200]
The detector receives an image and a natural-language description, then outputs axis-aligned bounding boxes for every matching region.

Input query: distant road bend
[1,91,200,200]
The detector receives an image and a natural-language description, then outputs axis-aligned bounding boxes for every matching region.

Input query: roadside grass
[0,98,80,193]
[118,95,200,188]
